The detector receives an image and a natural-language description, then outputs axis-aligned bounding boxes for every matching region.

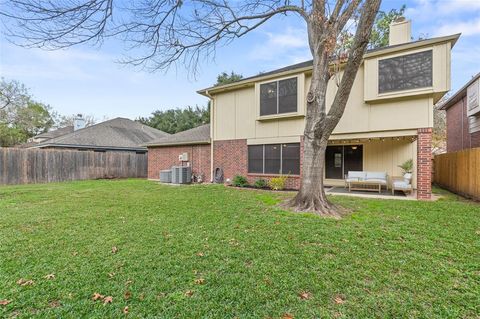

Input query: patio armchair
[391,173,413,195]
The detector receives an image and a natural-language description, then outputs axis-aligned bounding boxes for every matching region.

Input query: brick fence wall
[417,128,432,200]
[147,144,211,181]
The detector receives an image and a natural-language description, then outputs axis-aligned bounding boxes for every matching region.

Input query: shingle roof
[145,124,210,147]
[438,72,480,110]
[35,126,74,140]
[34,118,169,151]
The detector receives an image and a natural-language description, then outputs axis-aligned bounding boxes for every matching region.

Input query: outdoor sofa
[345,171,388,193]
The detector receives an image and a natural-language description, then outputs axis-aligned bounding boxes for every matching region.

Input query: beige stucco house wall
[198,20,459,197]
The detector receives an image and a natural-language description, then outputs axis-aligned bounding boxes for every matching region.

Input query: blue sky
[1,0,480,121]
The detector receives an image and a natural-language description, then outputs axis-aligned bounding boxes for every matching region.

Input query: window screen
[260,77,297,116]
[281,143,300,175]
[264,144,281,174]
[248,145,263,173]
[247,143,300,175]
[260,81,277,116]
[378,50,433,94]
[278,78,297,113]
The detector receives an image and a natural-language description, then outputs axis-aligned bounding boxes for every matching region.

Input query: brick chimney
[389,17,411,46]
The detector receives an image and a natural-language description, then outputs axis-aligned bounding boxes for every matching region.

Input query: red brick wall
[417,128,432,200]
[446,97,469,152]
[213,139,303,190]
[147,144,211,181]
[446,96,480,152]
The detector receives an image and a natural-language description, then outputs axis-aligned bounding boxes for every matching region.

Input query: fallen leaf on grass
[108,273,115,278]
[274,221,281,225]
[111,246,119,254]
[92,293,104,301]
[282,313,294,319]
[196,252,204,257]
[123,306,129,314]
[44,274,55,280]
[17,279,34,286]
[49,300,61,308]
[124,291,131,300]
[184,290,194,297]
[194,278,205,285]
[125,279,133,285]
[334,295,345,304]
[298,291,311,300]
[72,251,78,256]
[0,300,11,306]
[103,296,113,304]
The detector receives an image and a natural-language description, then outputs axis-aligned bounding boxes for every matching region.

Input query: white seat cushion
[366,172,387,181]
[393,181,412,189]
[347,171,366,181]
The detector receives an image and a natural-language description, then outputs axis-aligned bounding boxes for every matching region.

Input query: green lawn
[0,179,478,318]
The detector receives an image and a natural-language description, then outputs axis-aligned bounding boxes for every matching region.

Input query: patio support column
[417,128,432,200]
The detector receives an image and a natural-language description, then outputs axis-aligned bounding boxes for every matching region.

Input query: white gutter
[205,89,215,182]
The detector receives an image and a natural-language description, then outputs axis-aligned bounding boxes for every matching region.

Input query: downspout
[205,90,214,182]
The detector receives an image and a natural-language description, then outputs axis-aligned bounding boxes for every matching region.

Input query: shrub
[232,175,249,187]
[268,175,288,191]
[253,179,267,189]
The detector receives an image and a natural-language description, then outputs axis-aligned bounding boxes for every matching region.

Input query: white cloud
[248,27,310,65]
[434,18,480,37]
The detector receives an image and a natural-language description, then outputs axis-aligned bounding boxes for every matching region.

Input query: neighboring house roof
[438,72,480,110]
[145,124,210,147]
[33,118,169,151]
[198,33,460,96]
[35,125,74,140]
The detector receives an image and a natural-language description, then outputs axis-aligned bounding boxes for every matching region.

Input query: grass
[0,179,479,318]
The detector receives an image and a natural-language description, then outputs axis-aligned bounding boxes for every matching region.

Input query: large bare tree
[1,0,381,216]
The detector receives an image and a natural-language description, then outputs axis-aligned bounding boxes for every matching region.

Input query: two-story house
[147,20,459,200]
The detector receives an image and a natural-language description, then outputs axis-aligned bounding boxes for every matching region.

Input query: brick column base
[417,128,432,200]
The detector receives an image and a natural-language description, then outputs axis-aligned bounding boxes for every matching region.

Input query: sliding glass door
[325,145,363,179]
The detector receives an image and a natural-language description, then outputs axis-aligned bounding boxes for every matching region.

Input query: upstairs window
[260,78,297,116]
[248,143,300,175]
[378,50,433,94]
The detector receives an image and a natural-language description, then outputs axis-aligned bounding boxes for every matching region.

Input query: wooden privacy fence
[0,148,148,185]
[434,148,480,200]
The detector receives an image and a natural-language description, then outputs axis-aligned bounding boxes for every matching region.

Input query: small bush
[253,179,267,189]
[232,175,249,187]
[268,175,288,191]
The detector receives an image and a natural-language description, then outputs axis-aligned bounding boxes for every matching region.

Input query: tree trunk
[287,53,341,216]
[285,0,381,216]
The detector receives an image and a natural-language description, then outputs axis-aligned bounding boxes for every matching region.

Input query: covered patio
[323,131,422,199]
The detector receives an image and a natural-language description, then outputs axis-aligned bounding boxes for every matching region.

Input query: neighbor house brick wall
[446,96,480,152]
[147,144,211,181]
[213,138,303,190]
[417,128,432,200]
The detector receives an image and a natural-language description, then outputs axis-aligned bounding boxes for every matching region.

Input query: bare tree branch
[1,0,308,73]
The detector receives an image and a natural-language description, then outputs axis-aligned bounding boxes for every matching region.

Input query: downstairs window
[248,143,300,175]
